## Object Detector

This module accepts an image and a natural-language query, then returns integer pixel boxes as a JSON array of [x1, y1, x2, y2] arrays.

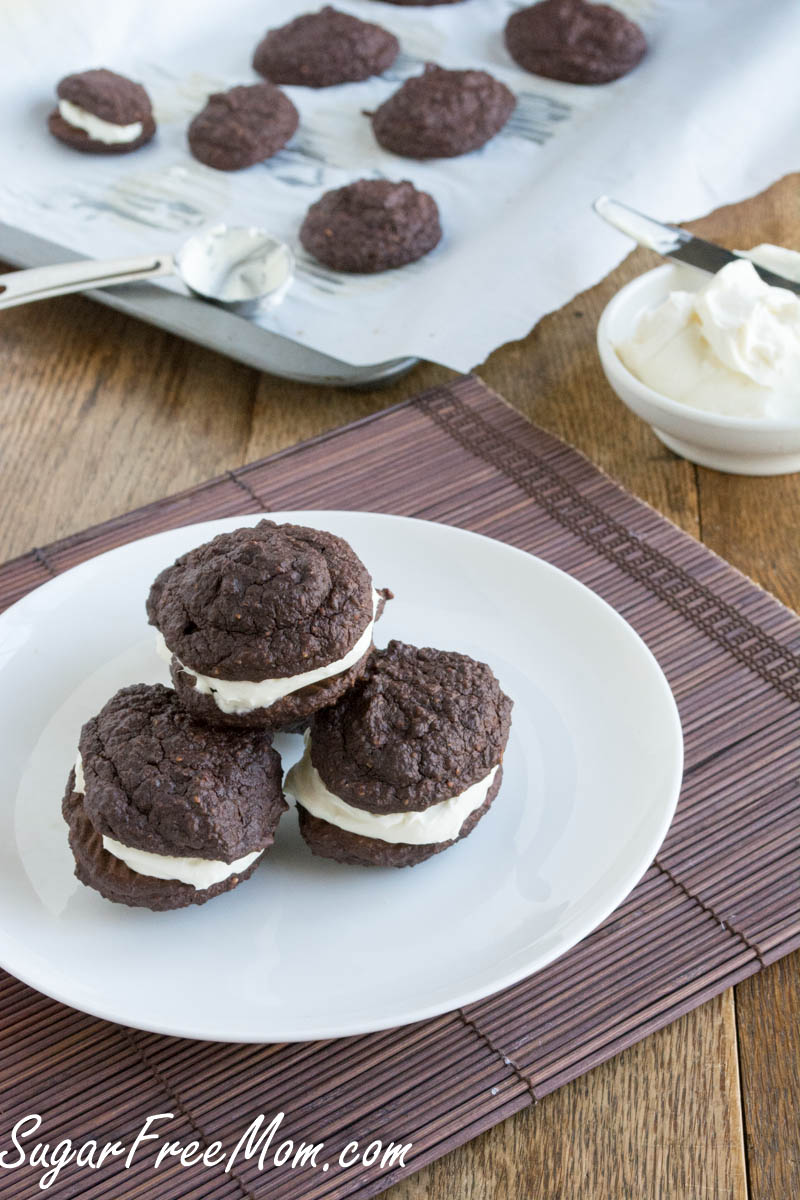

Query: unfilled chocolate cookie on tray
[[148, 520, 391, 730], [505, 0, 647, 85], [285, 640, 513, 868], [371, 64, 516, 159], [253, 7, 399, 88], [63, 683, 286, 911], [300, 178, 442, 273], [188, 83, 298, 170], [48, 67, 156, 154]]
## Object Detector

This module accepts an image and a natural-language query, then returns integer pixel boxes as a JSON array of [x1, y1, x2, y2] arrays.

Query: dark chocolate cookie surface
[[169, 588, 390, 732], [147, 520, 375, 679], [371, 64, 515, 159], [297, 765, 503, 867], [505, 0, 647, 85], [188, 84, 298, 170], [300, 178, 441, 273], [63, 784, 265, 911], [77, 683, 286, 860], [49, 68, 155, 154], [309, 640, 512, 812], [57, 67, 153, 125], [253, 7, 399, 88]]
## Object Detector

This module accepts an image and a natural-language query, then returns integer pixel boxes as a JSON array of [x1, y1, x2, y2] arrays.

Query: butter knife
[[593, 195, 800, 296]]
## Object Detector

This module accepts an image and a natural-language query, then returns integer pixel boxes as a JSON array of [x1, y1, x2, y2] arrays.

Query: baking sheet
[[2, 0, 799, 371]]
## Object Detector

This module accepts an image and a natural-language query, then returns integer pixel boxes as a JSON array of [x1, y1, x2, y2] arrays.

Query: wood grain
[[736, 957, 800, 1200], [391, 993, 747, 1200], [684, 180, 800, 1200], [2, 173, 799, 1199], [0, 296, 257, 559]]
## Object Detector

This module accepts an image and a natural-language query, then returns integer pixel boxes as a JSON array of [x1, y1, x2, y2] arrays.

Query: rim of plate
[[0, 512, 684, 1041]]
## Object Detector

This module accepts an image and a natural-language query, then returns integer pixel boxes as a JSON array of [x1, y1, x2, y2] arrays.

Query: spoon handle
[[0, 253, 175, 310]]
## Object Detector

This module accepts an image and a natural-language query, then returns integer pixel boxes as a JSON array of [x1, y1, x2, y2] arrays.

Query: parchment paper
[[1, 0, 798, 369]]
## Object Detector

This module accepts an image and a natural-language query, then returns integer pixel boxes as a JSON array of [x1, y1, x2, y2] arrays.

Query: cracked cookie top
[[505, 0, 647, 85], [371, 65, 516, 159], [77, 684, 285, 859], [187, 83, 298, 171], [300, 178, 442, 274], [309, 640, 513, 813], [253, 7, 399, 88], [146, 521, 375, 680], [57, 68, 153, 124]]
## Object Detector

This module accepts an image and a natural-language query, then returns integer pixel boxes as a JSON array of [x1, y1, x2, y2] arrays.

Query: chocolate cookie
[[504, 0, 647, 85], [147, 520, 390, 730], [63, 683, 286, 910], [371, 64, 515, 159], [286, 640, 513, 867], [48, 68, 155, 154], [253, 7, 399, 88], [373, 1, 466, 6], [188, 84, 298, 170], [300, 179, 441, 273]]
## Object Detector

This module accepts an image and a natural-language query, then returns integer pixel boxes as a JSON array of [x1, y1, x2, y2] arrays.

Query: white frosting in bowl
[[617, 248, 800, 420]]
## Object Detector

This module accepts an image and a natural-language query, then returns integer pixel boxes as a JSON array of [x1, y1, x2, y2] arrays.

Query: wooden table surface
[[1, 174, 798, 1200]]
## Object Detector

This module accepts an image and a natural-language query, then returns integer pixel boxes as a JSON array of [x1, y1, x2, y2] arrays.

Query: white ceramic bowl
[[597, 264, 800, 475]]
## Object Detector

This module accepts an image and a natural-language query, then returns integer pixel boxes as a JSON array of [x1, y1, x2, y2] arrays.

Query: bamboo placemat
[[1, 376, 798, 1200]]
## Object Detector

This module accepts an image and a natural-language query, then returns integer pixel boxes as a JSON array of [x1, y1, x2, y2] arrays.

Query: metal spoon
[[0, 224, 295, 317]]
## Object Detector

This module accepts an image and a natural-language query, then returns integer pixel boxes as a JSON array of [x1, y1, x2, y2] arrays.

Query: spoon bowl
[[0, 224, 295, 314], [176, 225, 295, 316]]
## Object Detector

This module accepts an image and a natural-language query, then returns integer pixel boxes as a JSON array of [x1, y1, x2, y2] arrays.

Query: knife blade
[[593, 196, 800, 297]]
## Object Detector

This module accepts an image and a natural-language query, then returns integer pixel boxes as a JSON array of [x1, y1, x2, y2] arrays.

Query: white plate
[[0, 512, 683, 1042]]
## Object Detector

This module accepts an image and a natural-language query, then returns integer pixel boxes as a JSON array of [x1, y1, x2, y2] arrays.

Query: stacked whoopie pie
[[63, 519, 512, 911], [285, 641, 512, 867], [63, 684, 286, 911]]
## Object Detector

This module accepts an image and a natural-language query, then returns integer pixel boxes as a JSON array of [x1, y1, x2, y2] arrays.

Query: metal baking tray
[[0, 224, 418, 388]]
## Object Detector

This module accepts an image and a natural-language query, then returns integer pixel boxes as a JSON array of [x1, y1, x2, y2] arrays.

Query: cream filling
[[74, 752, 85, 793], [100, 837, 262, 888], [285, 736, 499, 846], [617, 255, 800, 419], [72, 752, 262, 888], [157, 589, 380, 716], [58, 98, 143, 145]]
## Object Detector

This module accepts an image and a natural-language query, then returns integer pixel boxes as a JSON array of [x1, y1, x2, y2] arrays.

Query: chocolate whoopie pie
[[253, 7, 399, 88], [48, 68, 155, 154], [62, 684, 286, 911], [371, 64, 515, 159], [286, 640, 513, 868], [300, 179, 441, 273], [147, 520, 390, 731], [505, 0, 647, 85], [188, 84, 298, 170]]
